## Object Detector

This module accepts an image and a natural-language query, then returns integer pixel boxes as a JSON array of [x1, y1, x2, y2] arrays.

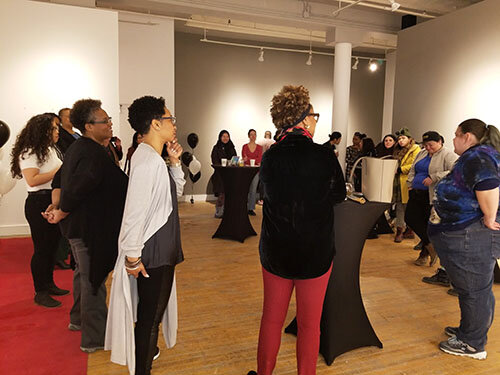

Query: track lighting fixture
[[352, 57, 359, 70], [368, 59, 378, 72], [306, 51, 312, 66], [389, 0, 401, 12], [258, 48, 264, 62]]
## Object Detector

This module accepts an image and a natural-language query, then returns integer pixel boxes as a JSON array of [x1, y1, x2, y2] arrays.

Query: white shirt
[[19, 147, 62, 192]]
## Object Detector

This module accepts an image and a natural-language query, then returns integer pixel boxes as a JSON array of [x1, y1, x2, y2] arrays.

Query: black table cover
[[285, 200, 389, 365], [212, 165, 259, 243]]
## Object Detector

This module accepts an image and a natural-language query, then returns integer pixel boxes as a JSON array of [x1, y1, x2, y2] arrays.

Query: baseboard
[[180, 194, 216, 202], [0, 224, 30, 237]]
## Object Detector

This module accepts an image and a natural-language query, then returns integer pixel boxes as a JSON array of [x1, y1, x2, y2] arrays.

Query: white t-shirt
[[19, 147, 62, 192]]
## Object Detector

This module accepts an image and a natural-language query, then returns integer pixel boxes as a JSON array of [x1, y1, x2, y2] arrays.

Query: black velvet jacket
[[259, 134, 346, 279]]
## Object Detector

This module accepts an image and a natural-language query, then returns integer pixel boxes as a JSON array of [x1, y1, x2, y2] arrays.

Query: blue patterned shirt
[[429, 144, 500, 232]]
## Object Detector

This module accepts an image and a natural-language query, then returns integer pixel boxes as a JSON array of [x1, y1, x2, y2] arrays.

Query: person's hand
[[125, 257, 149, 278], [167, 139, 183, 161], [114, 137, 122, 148], [483, 217, 500, 230], [45, 203, 58, 213], [423, 177, 433, 187], [46, 208, 68, 224]]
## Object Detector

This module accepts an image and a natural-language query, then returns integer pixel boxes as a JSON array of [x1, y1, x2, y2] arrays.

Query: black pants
[[135, 265, 175, 375], [24, 192, 61, 293], [404, 189, 431, 246]]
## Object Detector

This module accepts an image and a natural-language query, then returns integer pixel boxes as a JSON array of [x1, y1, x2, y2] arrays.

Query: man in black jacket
[[47, 99, 128, 353], [56, 107, 80, 155]]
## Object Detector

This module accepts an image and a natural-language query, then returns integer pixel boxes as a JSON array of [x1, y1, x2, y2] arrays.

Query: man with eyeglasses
[[45, 99, 128, 353]]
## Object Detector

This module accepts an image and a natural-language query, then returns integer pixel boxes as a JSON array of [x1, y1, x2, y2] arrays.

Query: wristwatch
[[170, 160, 181, 168]]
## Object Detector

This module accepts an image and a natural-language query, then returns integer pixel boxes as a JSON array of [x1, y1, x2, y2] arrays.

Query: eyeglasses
[[90, 117, 112, 124], [160, 116, 176, 125], [308, 113, 320, 122]]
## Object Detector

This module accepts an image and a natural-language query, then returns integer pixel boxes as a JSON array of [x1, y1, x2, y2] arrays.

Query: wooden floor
[[89, 202, 500, 375]]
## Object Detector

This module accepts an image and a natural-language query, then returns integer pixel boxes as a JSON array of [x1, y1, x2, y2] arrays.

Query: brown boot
[[414, 248, 429, 266], [394, 227, 404, 243], [426, 243, 438, 266], [403, 227, 415, 239]]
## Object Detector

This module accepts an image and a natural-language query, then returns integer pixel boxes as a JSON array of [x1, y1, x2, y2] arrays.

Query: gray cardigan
[[407, 146, 458, 202]]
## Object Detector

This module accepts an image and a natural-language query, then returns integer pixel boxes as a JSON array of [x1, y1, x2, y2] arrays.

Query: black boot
[[48, 284, 70, 296], [34, 291, 61, 308]]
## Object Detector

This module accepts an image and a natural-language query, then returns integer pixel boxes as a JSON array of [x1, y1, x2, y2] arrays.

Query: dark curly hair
[[128, 96, 166, 134], [70, 99, 102, 134], [270, 85, 310, 130], [10, 113, 57, 178]]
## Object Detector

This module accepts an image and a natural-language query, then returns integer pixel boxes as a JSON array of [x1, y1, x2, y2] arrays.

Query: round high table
[[285, 200, 389, 365], [212, 165, 259, 243]]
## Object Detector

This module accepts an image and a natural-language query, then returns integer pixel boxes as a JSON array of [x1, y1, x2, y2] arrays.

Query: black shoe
[[247, 371, 257, 375], [413, 241, 423, 251], [55, 260, 71, 270], [34, 292, 61, 308], [422, 269, 450, 287], [48, 285, 70, 296], [439, 336, 486, 360], [447, 288, 459, 297], [444, 326, 458, 337], [248, 210, 256, 216]]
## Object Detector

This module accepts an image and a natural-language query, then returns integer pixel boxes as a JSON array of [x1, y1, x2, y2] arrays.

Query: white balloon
[[188, 157, 201, 175], [0, 165, 16, 195], [0, 147, 4, 161]]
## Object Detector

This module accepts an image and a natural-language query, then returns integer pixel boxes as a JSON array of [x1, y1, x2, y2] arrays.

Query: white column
[[332, 42, 352, 173], [382, 50, 397, 137]]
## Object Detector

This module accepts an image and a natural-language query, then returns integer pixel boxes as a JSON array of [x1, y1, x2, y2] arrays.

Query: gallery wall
[[393, 0, 500, 146], [175, 32, 386, 196], [0, 0, 119, 235]]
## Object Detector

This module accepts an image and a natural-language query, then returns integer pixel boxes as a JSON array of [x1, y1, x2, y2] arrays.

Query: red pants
[[257, 264, 332, 375]]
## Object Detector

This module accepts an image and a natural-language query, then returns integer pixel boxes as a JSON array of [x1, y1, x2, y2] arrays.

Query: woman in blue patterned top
[[428, 119, 500, 360]]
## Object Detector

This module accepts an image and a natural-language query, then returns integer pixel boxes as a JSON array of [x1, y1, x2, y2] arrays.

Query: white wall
[[118, 17, 175, 156], [0, 0, 119, 236], [393, 0, 500, 145], [175, 32, 385, 195]]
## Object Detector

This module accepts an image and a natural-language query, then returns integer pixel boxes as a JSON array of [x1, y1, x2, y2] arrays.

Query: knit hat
[[422, 131, 443, 143], [396, 127, 412, 138]]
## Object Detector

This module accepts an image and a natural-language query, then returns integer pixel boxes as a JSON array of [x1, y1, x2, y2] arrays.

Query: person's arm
[[476, 188, 500, 230], [167, 140, 186, 197], [242, 144, 248, 162], [430, 150, 458, 182], [21, 167, 59, 187], [400, 146, 420, 175], [407, 151, 424, 188]]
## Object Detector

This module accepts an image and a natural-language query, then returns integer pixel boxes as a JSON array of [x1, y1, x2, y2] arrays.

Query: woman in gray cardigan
[[405, 131, 458, 266]]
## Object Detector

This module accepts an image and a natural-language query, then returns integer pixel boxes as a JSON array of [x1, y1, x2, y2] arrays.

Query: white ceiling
[[42, 0, 483, 53]]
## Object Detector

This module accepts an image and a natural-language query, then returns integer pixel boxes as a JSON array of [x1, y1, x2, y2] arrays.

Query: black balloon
[[189, 171, 201, 183], [187, 133, 199, 149], [0, 120, 10, 148], [181, 151, 193, 167]]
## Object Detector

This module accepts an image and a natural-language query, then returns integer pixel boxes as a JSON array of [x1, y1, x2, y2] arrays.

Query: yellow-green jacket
[[399, 143, 421, 203]]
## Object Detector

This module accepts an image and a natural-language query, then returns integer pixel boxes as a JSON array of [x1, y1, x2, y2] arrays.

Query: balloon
[[189, 171, 201, 183], [181, 151, 193, 167], [0, 120, 10, 148], [0, 165, 16, 195], [188, 157, 201, 175], [187, 133, 199, 149]]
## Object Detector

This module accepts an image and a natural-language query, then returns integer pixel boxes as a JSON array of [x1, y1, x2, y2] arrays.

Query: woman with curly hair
[[247, 85, 346, 375], [10, 113, 68, 308]]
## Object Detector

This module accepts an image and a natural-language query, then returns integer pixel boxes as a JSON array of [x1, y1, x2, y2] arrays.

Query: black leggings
[[405, 189, 431, 246], [24, 193, 61, 293], [135, 265, 175, 375]]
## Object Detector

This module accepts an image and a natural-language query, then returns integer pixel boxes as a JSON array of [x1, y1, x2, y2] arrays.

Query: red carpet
[[0, 237, 87, 375]]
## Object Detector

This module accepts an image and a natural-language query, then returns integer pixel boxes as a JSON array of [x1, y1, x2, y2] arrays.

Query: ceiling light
[[306, 52, 312, 66], [389, 0, 400, 12], [352, 57, 359, 70], [258, 48, 264, 62], [368, 59, 378, 72]]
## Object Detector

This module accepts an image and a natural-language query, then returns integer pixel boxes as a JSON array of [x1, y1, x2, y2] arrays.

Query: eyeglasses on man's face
[[308, 113, 320, 122], [90, 117, 112, 124], [160, 116, 176, 125]]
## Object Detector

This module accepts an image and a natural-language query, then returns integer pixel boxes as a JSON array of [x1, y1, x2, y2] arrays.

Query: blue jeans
[[429, 220, 500, 350], [247, 173, 259, 211]]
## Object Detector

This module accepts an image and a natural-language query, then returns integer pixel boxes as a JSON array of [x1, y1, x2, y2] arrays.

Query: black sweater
[[59, 137, 128, 292], [259, 134, 346, 279]]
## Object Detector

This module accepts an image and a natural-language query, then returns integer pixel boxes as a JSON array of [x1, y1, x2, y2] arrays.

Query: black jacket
[[259, 134, 346, 279], [56, 126, 78, 155], [59, 137, 128, 292]]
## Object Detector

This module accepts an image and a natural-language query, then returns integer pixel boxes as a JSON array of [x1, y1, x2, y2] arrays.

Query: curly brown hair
[[270, 85, 310, 130], [10, 113, 57, 179]]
